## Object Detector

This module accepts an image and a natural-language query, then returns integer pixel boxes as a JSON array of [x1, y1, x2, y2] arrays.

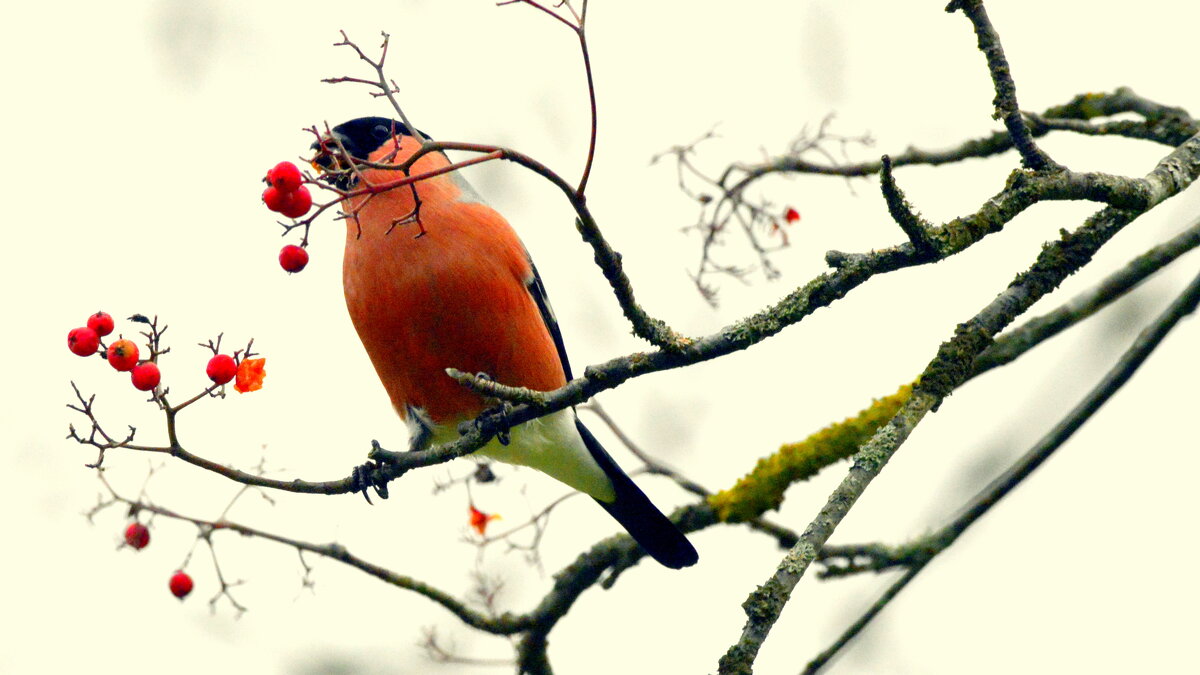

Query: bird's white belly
[[423, 408, 615, 501]]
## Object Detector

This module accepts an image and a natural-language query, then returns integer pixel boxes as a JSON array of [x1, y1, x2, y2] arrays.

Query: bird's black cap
[[312, 117, 430, 160]]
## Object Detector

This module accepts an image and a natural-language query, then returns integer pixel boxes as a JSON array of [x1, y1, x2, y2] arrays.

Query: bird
[[310, 117, 698, 569]]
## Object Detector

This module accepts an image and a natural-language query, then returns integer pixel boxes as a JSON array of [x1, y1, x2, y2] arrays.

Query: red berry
[[107, 339, 140, 372], [124, 522, 150, 550], [279, 185, 313, 219], [169, 571, 194, 599], [267, 161, 303, 193], [87, 311, 115, 337], [784, 207, 801, 224], [262, 186, 288, 212], [279, 245, 309, 273], [206, 354, 237, 385], [68, 326, 100, 357], [130, 362, 161, 391]]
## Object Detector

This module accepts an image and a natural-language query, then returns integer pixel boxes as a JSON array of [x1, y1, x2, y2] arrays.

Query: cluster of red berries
[[262, 161, 312, 274], [262, 161, 312, 219], [122, 522, 194, 599], [67, 312, 254, 392], [67, 312, 161, 391]]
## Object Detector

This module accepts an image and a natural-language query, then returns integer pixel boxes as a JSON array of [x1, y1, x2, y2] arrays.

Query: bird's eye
[[371, 124, 391, 140]]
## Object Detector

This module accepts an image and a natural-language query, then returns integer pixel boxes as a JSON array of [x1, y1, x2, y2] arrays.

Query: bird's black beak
[[310, 137, 336, 174]]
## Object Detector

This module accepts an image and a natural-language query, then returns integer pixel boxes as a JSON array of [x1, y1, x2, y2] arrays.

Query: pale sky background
[[4, 2, 1199, 674]]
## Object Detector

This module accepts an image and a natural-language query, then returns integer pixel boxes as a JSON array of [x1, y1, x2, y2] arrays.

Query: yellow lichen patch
[[707, 381, 915, 522]]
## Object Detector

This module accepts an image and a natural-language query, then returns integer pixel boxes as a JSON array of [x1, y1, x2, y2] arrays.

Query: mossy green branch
[[708, 382, 915, 523]]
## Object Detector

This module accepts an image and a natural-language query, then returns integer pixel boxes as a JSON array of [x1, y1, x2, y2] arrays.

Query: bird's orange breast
[[341, 140, 566, 425]]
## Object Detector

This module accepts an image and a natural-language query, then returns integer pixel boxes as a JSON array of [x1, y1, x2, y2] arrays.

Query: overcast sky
[[5, 2, 1199, 674]]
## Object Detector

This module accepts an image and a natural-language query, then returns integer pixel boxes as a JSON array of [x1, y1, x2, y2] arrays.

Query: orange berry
[[107, 339, 140, 372]]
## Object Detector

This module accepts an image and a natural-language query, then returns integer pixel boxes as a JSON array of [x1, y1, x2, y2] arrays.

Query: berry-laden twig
[[90, 469, 260, 611], [90, 466, 528, 632], [282, 29, 687, 350], [654, 116, 872, 305], [65, 313, 268, 471]]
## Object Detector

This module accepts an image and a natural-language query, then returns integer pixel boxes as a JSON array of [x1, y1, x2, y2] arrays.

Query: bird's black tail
[[576, 418, 699, 569]]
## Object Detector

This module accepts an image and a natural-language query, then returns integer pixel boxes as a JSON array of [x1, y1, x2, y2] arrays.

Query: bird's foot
[[350, 451, 391, 505], [464, 372, 513, 446], [473, 401, 514, 446]]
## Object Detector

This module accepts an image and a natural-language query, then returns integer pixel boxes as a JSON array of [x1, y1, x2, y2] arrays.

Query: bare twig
[[328, 32, 424, 143], [498, 1, 598, 195], [879, 155, 937, 257], [946, 0, 1060, 171]]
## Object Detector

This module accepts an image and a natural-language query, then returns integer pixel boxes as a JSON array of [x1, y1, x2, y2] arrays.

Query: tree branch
[[973, 216, 1200, 377], [717, 129, 1200, 674], [802, 263, 1200, 673], [946, 0, 1060, 170], [718, 89, 1198, 199]]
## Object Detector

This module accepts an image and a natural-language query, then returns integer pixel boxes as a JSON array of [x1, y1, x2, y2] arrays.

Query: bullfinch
[[311, 117, 698, 569]]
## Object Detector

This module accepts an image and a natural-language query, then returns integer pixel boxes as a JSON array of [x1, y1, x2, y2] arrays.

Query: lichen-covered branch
[[879, 156, 937, 256], [718, 88, 1198, 199], [717, 130, 1200, 674], [973, 216, 1200, 377], [704, 214, 1200, 529], [947, 0, 1060, 170], [707, 383, 915, 523]]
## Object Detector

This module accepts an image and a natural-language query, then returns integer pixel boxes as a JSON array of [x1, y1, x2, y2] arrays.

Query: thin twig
[[946, 0, 1060, 171], [498, 1, 597, 196], [879, 155, 937, 257], [799, 565, 924, 675]]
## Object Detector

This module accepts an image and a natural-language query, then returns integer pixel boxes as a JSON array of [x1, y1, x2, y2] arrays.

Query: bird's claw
[[350, 460, 390, 504], [495, 401, 514, 446], [472, 401, 514, 446]]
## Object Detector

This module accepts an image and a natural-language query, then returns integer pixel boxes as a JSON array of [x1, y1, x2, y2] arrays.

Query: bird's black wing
[[524, 258, 698, 569], [526, 260, 574, 382]]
